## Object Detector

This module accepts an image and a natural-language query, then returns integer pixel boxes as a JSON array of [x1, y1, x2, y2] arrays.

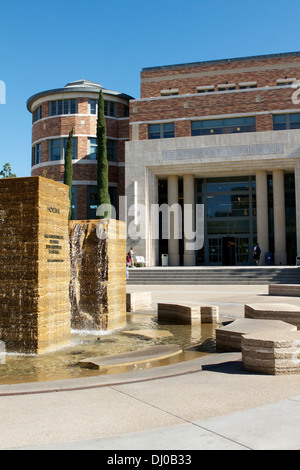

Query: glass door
[[236, 237, 250, 264]]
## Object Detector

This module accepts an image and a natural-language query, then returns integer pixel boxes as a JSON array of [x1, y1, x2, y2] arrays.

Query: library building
[[126, 51, 300, 267]]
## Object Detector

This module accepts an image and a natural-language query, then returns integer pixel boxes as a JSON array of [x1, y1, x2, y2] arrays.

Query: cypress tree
[[64, 128, 73, 220], [96, 89, 111, 219]]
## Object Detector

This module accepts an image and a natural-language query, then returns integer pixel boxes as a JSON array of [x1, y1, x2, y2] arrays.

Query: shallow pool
[[0, 313, 217, 385]]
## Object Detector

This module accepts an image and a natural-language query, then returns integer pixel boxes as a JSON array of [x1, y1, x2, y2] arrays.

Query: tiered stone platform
[[216, 318, 296, 352], [245, 303, 300, 329], [216, 300, 300, 375], [157, 303, 218, 324], [269, 284, 300, 297], [242, 331, 300, 375], [126, 292, 152, 312]]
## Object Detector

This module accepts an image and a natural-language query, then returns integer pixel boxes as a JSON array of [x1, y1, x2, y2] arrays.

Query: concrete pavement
[[1, 284, 300, 450]]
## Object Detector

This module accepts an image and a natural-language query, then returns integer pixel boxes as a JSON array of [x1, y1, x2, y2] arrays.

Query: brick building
[[126, 51, 300, 266], [27, 80, 133, 219]]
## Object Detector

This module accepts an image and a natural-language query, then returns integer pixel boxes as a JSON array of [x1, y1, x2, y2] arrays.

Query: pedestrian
[[253, 243, 261, 265], [126, 253, 130, 278], [128, 246, 135, 267]]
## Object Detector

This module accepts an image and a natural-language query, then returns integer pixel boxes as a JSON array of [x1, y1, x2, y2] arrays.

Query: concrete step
[[127, 267, 300, 285]]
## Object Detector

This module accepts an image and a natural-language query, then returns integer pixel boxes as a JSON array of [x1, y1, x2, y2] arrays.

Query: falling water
[[69, 221, 109, 331]]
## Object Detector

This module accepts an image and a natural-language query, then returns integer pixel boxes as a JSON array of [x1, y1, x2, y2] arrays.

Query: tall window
[[87, 186, 117, 219], [88, 99, 117, 117], [107, 139, 117, 161], [191, 117, 256, 136], [88, 99, 97, 115], [148, 122, 175, 139], [32, 143, 41, 165], [88, 137, 117, 161], [104, 100, 117, 117], [48, 137, 77, 161], [273, 113, 300, 130], [88, 138, 97, 160], [49, 99, 78, 116], [33, 106, 42, 123]]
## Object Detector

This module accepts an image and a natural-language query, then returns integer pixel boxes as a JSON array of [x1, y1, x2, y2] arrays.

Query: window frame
[[48, 137, 78, 161], [148, 122, 175, 139], [273, 113, 300, 130], [88, 137, 117, 161], [32, 143, 41, 166], [197, 86, 215, 93], [104, 100, 117, 117], [49, 99, 78, 116], [33, 106, 42, 123], [191, 116, 256, 136], [88, 99, 97, 115]]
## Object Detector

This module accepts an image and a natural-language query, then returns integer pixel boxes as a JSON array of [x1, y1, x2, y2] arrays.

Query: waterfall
[[69, 221, 109, 331]]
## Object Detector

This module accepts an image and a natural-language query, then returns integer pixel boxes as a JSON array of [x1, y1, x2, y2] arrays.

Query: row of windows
[[161, 79, 296, 96], [148, 114, 300, 139], [49, 99, 78, 116], [32, 138, 118, 165], [33, 99, 128, 122]]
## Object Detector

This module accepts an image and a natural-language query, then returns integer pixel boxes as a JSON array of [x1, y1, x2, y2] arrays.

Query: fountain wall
[[69, 219, 127, 331], [0, 177, 71, 354]]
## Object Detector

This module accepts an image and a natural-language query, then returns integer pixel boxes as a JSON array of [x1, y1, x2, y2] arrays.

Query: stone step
[[127, 267, 300, 285], [78, 345, 182, 372]]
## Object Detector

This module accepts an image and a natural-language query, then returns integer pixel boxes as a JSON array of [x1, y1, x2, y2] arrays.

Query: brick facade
[[130, 52, 300, 140], [27, 80, 132, 220]]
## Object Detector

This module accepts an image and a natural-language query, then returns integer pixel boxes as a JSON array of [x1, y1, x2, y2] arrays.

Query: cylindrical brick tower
[[27, 79, 133, 220]]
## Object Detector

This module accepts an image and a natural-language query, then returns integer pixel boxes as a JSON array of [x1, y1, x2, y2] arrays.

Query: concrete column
[[256, 170, 269, 264], [273, 169, 287, 265], [167, 175, 180, 266], [183, 174, 196, 266], [294, 163, 300, 256]]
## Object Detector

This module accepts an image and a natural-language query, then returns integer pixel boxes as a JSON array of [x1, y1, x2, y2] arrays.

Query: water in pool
[[0, 313, 217, 385]]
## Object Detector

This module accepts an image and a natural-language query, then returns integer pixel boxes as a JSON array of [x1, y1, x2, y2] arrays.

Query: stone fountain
[[69, 219, 126, 331], [0, 177, 126, 355], [0, 177, 71, 354]]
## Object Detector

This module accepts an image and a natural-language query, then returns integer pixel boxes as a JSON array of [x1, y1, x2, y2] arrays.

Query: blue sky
[[1, 0, 300, 177]]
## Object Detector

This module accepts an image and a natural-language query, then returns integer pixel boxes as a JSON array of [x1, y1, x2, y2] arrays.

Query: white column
[[294, 163, 300, 257], [183, 174, 196, 266], [256, 170, 269, 265], [167, 175, 180, 266], [273, 169, 287, 265]]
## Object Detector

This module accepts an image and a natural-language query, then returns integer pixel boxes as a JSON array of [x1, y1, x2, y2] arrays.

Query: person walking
[[253, 243, 261, 265], [128, 246, 135, 267]]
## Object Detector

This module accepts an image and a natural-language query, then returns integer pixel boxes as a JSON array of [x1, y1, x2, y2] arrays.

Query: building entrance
[[222, 237, 236, 265], [207, 236, 250, 265]]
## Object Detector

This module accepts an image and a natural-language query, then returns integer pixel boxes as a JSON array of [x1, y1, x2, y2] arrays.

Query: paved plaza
[[1, 284, 300, 450]]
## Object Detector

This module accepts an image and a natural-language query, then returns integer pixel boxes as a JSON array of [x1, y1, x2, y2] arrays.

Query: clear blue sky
[[1, 0, 300, 177]]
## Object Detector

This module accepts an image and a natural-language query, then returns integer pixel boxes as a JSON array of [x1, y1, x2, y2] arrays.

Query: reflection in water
[[0, 313, 217, 385]]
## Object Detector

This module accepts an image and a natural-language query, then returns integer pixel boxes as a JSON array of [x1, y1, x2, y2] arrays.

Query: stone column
[[167, 175, 180, 266], [273, 169, 287, 265], [183, 174, 196, 266], [295, 163, 300, 256], [256, 170, 269, 264]]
